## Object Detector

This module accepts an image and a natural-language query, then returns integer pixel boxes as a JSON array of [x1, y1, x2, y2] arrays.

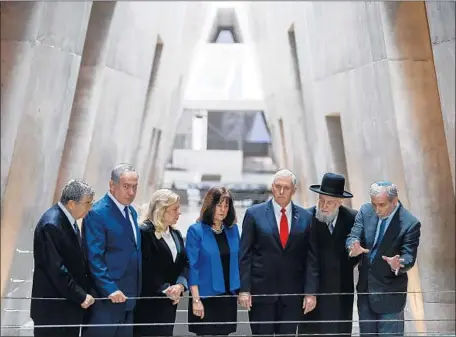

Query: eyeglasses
[[317, 198, 339, 208], [78, 200, 94, 206]]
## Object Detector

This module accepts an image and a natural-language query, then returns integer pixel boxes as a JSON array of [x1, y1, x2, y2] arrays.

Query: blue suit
[[186, 221, 240, 297], [82, 194, 141, 337]]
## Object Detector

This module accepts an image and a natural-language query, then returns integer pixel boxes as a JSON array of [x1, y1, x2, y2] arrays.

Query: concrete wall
[[0, 2, 208, 327], [425, 1, 455, 194], [1, 0, 93, 302], [245, 1, 455, 333]]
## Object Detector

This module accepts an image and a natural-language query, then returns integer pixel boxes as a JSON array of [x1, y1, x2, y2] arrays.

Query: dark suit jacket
[[346, 201, 421, 314], [137, 220, 188, 295], [134, 220, 188, 334], [239, 199, 317, 305], [82, 193, 141, 313], [304, 206, 359, 334], [30, 204, 89, 326]]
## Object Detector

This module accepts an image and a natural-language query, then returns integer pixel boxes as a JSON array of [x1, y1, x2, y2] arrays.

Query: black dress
[[188, 229, 238, 336]]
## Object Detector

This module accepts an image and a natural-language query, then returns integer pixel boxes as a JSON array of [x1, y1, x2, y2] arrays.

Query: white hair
[[369, 181, 398, 201], [273, 169, 297, 186]]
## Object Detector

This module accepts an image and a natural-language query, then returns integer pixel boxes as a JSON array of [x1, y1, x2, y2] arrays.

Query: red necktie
[[280, 208, 289, 248]]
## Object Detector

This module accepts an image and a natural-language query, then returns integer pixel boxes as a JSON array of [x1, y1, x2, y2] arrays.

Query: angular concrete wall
[[425, 1, 455, 195], [245, 1, 455, 333], [0, 1, 208, 315], [1, 1, 92, 300]]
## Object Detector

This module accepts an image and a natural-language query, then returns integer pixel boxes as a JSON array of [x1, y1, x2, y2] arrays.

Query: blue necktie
[[370, 218, 388, 262], [124, 206, 137, 243]]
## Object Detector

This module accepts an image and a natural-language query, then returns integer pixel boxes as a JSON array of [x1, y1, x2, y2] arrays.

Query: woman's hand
[[192, 299, 205, 319], [165, 284, 184, 305]]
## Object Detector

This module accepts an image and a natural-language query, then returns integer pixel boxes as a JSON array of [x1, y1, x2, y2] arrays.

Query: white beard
[[315, 206, 339, 224]]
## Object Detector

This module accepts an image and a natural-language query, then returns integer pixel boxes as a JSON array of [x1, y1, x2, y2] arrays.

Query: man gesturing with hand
[[82, 164, 142, 337], [346, 181, 421, 337]]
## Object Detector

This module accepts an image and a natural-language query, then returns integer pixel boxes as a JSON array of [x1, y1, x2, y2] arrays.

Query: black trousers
[[134, 297, 178, 337], [34, 326, 80, 337], [249, 297, 303, 336]]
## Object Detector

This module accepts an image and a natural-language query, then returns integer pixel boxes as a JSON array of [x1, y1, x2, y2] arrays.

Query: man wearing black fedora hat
[[300, 172, 360, 337]]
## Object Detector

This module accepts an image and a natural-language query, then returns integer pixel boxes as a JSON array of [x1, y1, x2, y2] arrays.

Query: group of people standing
[[30, 163, 421, 337]]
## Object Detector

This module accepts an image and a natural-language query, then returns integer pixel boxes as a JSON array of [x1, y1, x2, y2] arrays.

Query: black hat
[[309, 172, 353, 198]]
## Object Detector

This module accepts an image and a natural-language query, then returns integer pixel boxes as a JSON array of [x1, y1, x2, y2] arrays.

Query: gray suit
[[346, 201, 421, 336]]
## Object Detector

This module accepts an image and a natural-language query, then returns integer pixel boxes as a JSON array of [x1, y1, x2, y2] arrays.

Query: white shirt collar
[[272, 198, 292, 215], [107, 191, 129, 213], [58, 202, 76, 226]]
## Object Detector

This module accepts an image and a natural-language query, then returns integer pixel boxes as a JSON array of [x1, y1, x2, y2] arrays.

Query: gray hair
[[369, 181, 398, 201], [111, 163, 138, 183], [60, 179, 95, 205], [273, 169, 297, 186]]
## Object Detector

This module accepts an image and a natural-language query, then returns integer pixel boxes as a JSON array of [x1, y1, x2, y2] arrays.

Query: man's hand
[[80, 294, 95, 309], [108, 290, 127, 303], [303, 295, 317, 315], [348, 240, 369, 257], [166, 284, 184, 305], [382, 255, 405, 275], [238, 292, 252, 311]]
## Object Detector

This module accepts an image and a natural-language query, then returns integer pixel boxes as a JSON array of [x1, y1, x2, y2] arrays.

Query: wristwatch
[[192, 298, 200, 303]]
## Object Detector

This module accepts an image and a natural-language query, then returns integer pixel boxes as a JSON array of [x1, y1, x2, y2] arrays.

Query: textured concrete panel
[[1, 2, 43, 200], [0, 2, 42, 42], [380, 2, 433, 60], [54, 2, 117, 201], [426, 1, 456, 44], [1, 42, 35, 200], [432, 40, 456, 194], [1, 2, 91, 297], [37, 2, 92, 55], [426, 1, 456, 193]]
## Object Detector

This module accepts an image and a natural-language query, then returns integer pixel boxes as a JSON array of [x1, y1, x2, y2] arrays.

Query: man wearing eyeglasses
[[346, 180, 421, 336], [300, 172, 360, 337], [31, 179, 95, 337]]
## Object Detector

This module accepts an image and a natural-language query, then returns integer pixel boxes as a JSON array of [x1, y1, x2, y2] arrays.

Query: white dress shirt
[[162, 228, 178, 262], [272, 199, 292, 233], [108, 192, 137, 243], [330, 213, 338, 228]]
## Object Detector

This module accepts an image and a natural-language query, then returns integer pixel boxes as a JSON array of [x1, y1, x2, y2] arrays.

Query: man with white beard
[[300, 172, 360, 337]]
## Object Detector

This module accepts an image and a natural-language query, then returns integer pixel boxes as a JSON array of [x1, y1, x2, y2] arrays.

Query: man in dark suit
[[302, 172, 360, 336], [31, 179, 95, 337], [239, 169, 318, 335], [82, 163, 141, 337], [346, 180, 421, 336]]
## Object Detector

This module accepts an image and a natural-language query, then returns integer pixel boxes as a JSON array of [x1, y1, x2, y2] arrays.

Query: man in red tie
[[239, 169, 319, 335]]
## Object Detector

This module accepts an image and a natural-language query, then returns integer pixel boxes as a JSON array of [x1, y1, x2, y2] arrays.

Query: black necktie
[[73, 222, 82, 247]]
